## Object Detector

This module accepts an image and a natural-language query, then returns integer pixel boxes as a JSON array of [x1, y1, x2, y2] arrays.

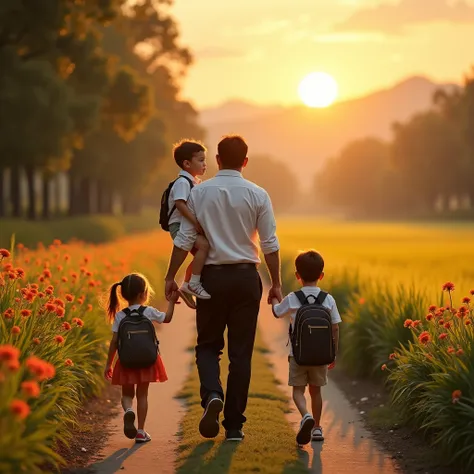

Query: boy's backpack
[[159, 176, 194, 232], [117, 306, 159, 369], [289, 291, 335, 366]]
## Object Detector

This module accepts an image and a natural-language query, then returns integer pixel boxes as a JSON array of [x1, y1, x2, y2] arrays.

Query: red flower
[[8, 271, 17, 280], [26, 356, 55, 381], [55, 306, 65, 318], [61, 277, 68, 283], [30, 284, 38, 290], [404, 319, 414, 328], [43, 269, 52, 278], [447, 346, 455, 354], [426, 313, 434, 322], [72, 318, 84, 327], [15, 268, 25, 279], [71, 272, 78, 279], [21, 381, 41, 398], [444, 322, 452, 330], [439, 333, 448, 340], [20, 309, 32, 318], [465, 320, 472, 326], [428, 305, 437, 313], [418, 331, 431, 345], [0, 249, 11, 258], [381, 364, 387, 371], [54, 298, 65, 308], [11, 326, 21, 335], [54, 335, 65, 344], [64, 254, 70, 261], [88, 280, 96, 288], [10, 400, 30, 419], [442, 282, 455, 292], [65, 359, 74, 367], [452, 390, 462, 404], [87, 304, 93, 312], [65, 294, 74, 302], [457, 306, 468, 317], [45, 303, 57, 312], [62, 322, 71, 331], [470, 289, 474, 296], [456, 349, 464, 356], [38, 292, 45, 299], [412, 320, 422, 328], [45, 287, 53, 295], [33, 338, 41, 345], [438, 319, 445, 325], [389, 353, 397, 360], [462, 297, 471, 304], [7, 359, 20, 372], [0, 345, 20, 362], [3, 308, 14, 319]]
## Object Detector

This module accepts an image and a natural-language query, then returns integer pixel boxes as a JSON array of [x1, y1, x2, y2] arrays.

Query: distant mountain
[[199, 76, 459, 188]]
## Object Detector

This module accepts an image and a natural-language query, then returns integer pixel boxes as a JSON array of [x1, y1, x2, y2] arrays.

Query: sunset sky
[[173, 0, 474, 109]]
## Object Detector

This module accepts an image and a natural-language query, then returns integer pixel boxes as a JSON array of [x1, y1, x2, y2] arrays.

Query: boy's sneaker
[[311, 426, 324, 442], [225, 429, 245, 442], [123, 409, 138, 439], [296, 413, 315, 446], [186, 282, 211, 300], [178, 283, 197, 309], [135, 429, 151, 443]]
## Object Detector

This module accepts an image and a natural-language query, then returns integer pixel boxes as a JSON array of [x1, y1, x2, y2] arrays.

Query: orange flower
[[442, 282, 455, 292], [7, 359, 20, 371], [45, 287, 53, 295], [452, 390, 462, 404], [64, 254, 70, 261], [456, 349, 464, 356], [87, 304, 93, 312], [45, 303, 57, 312], [439, 333, 448, 340], [462, 297, 471, 304], [38, 292, 45, 298], [15, 268, 25, 279], [404, 319, 414, 328], [3, 308, 14, 319], [438, 319, 445, 325], [65, 359, 74, 367], [465, 320, 472, 326], [8, 272, 17, 280], [428, 305, 437, 313], [418, 331, 431, 345], [20, 309, 32, 318], [21, 381, 41, 398], [43, 269, 52, 278], [412, 320, 422, 328], [62, 322, 71, 331], [0, 345, 20, 362], [72, 318, 84, 327], [55, 306, 65, 318], [61, 276, 68, 283], [381, 364, 387, 371], [444, 322, 452, 330], [447, 346, 455, 354], [30, 284, 38, 290], [457, 306, 468, 318], [54, 298, 65, 308], [11, 326, 21, 335], [32, 338, 41, 345], [426, 313, 434, 322], [26, 356, 55, 381], [88, 280, 96, 288], [65, 294, 74, 302], [470, 289, 474, 296], [0, 248, 11, 258], [389, 353, 397, 360], [71, 272, 78, 279], [54, 335, 65, 344], [10, 399, 30, 419]]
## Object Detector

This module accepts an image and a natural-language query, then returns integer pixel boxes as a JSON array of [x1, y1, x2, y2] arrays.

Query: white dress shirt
[[168, 170, 200, 226], [273, 287, 342, 356], [174, 170, 280, 265]]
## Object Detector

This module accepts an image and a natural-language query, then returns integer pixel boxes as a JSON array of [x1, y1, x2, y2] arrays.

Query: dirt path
[[258, 300, 401, 474], [80, 304, 196, 474]]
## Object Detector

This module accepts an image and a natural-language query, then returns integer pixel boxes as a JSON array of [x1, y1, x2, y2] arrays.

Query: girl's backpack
[[290, 291, 335, 366], [117, 306, 159, 369], [159, 176, 194, 231]]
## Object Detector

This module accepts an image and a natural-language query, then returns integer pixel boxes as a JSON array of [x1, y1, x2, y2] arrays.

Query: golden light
[[298, 72, 338, 108]]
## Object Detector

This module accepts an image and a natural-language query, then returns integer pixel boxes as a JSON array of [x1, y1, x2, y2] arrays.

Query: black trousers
[[195, 263, 262, 431]]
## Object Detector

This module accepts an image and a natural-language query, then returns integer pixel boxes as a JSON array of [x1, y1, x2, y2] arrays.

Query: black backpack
[[159, 176, 194, 231], [117, 306, 159, 369], [289, 291, 335, 366]]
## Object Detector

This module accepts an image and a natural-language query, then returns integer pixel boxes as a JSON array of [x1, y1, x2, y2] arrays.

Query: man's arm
[[257, 191, 282, 302]]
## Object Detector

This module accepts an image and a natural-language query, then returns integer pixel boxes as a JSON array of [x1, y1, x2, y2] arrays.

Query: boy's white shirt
[[112, 304, 166, 333], [168, 170, 200, 226], [273, 286, 342, 356]]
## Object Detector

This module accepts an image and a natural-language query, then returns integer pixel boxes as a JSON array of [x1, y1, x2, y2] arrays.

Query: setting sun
[[298, 72, 339, 108]]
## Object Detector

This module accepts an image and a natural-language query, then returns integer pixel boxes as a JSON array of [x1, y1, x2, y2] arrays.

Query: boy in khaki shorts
[[272, 250, 341, 445]]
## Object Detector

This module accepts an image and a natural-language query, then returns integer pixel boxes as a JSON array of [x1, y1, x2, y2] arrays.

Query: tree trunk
[[42, 174, 51, 220], [78, 177, 92, 215], [25, 164, 37, 220], [0, 167, 4, 218], [68, 171, 79, 216], [55, 173, 62, 216], [97, 180, 113, 214], [10, 164, 21, 218]]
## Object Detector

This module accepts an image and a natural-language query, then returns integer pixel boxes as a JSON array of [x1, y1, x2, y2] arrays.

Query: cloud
[[335, 0, 474, 34], [195, 46, 244, 60]]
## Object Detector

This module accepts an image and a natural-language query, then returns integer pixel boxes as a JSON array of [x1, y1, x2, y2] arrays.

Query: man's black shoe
[[199, 394, 223, 438], [225, 429, 244, 441]]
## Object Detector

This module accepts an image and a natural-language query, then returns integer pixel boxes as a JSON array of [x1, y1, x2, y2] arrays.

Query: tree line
[[316, 70, 474, 219], [0, 0, 204, 220]]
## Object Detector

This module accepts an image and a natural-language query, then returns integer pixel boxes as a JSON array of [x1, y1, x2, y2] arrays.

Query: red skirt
[[111, 355, 168, 386]]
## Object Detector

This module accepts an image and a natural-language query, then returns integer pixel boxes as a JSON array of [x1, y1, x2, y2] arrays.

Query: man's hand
[[267, 285, 283, 304], [165, 279, 179, 302]]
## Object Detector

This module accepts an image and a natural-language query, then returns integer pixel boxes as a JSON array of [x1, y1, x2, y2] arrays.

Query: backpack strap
[[137, 305, 146, 316], [315, 291, 328, 305], [294, 290, 307, 306], [122, 308, 131, 317], [168, 176, 195, 218]]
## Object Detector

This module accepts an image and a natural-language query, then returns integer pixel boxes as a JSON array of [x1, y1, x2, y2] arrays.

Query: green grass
[[175, 334, 306, 474], [0, 209, 160, 248]]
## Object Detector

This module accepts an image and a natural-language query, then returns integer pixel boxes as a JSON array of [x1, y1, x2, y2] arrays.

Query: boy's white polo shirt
[[168, 170, 199, 226], [273, 286, 342, 356]]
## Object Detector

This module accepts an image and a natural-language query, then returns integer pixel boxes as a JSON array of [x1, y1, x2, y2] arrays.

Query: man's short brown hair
[[295, 250, 324, 282], [217, 135, 248, 169], [173, 140, 206, 169]]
